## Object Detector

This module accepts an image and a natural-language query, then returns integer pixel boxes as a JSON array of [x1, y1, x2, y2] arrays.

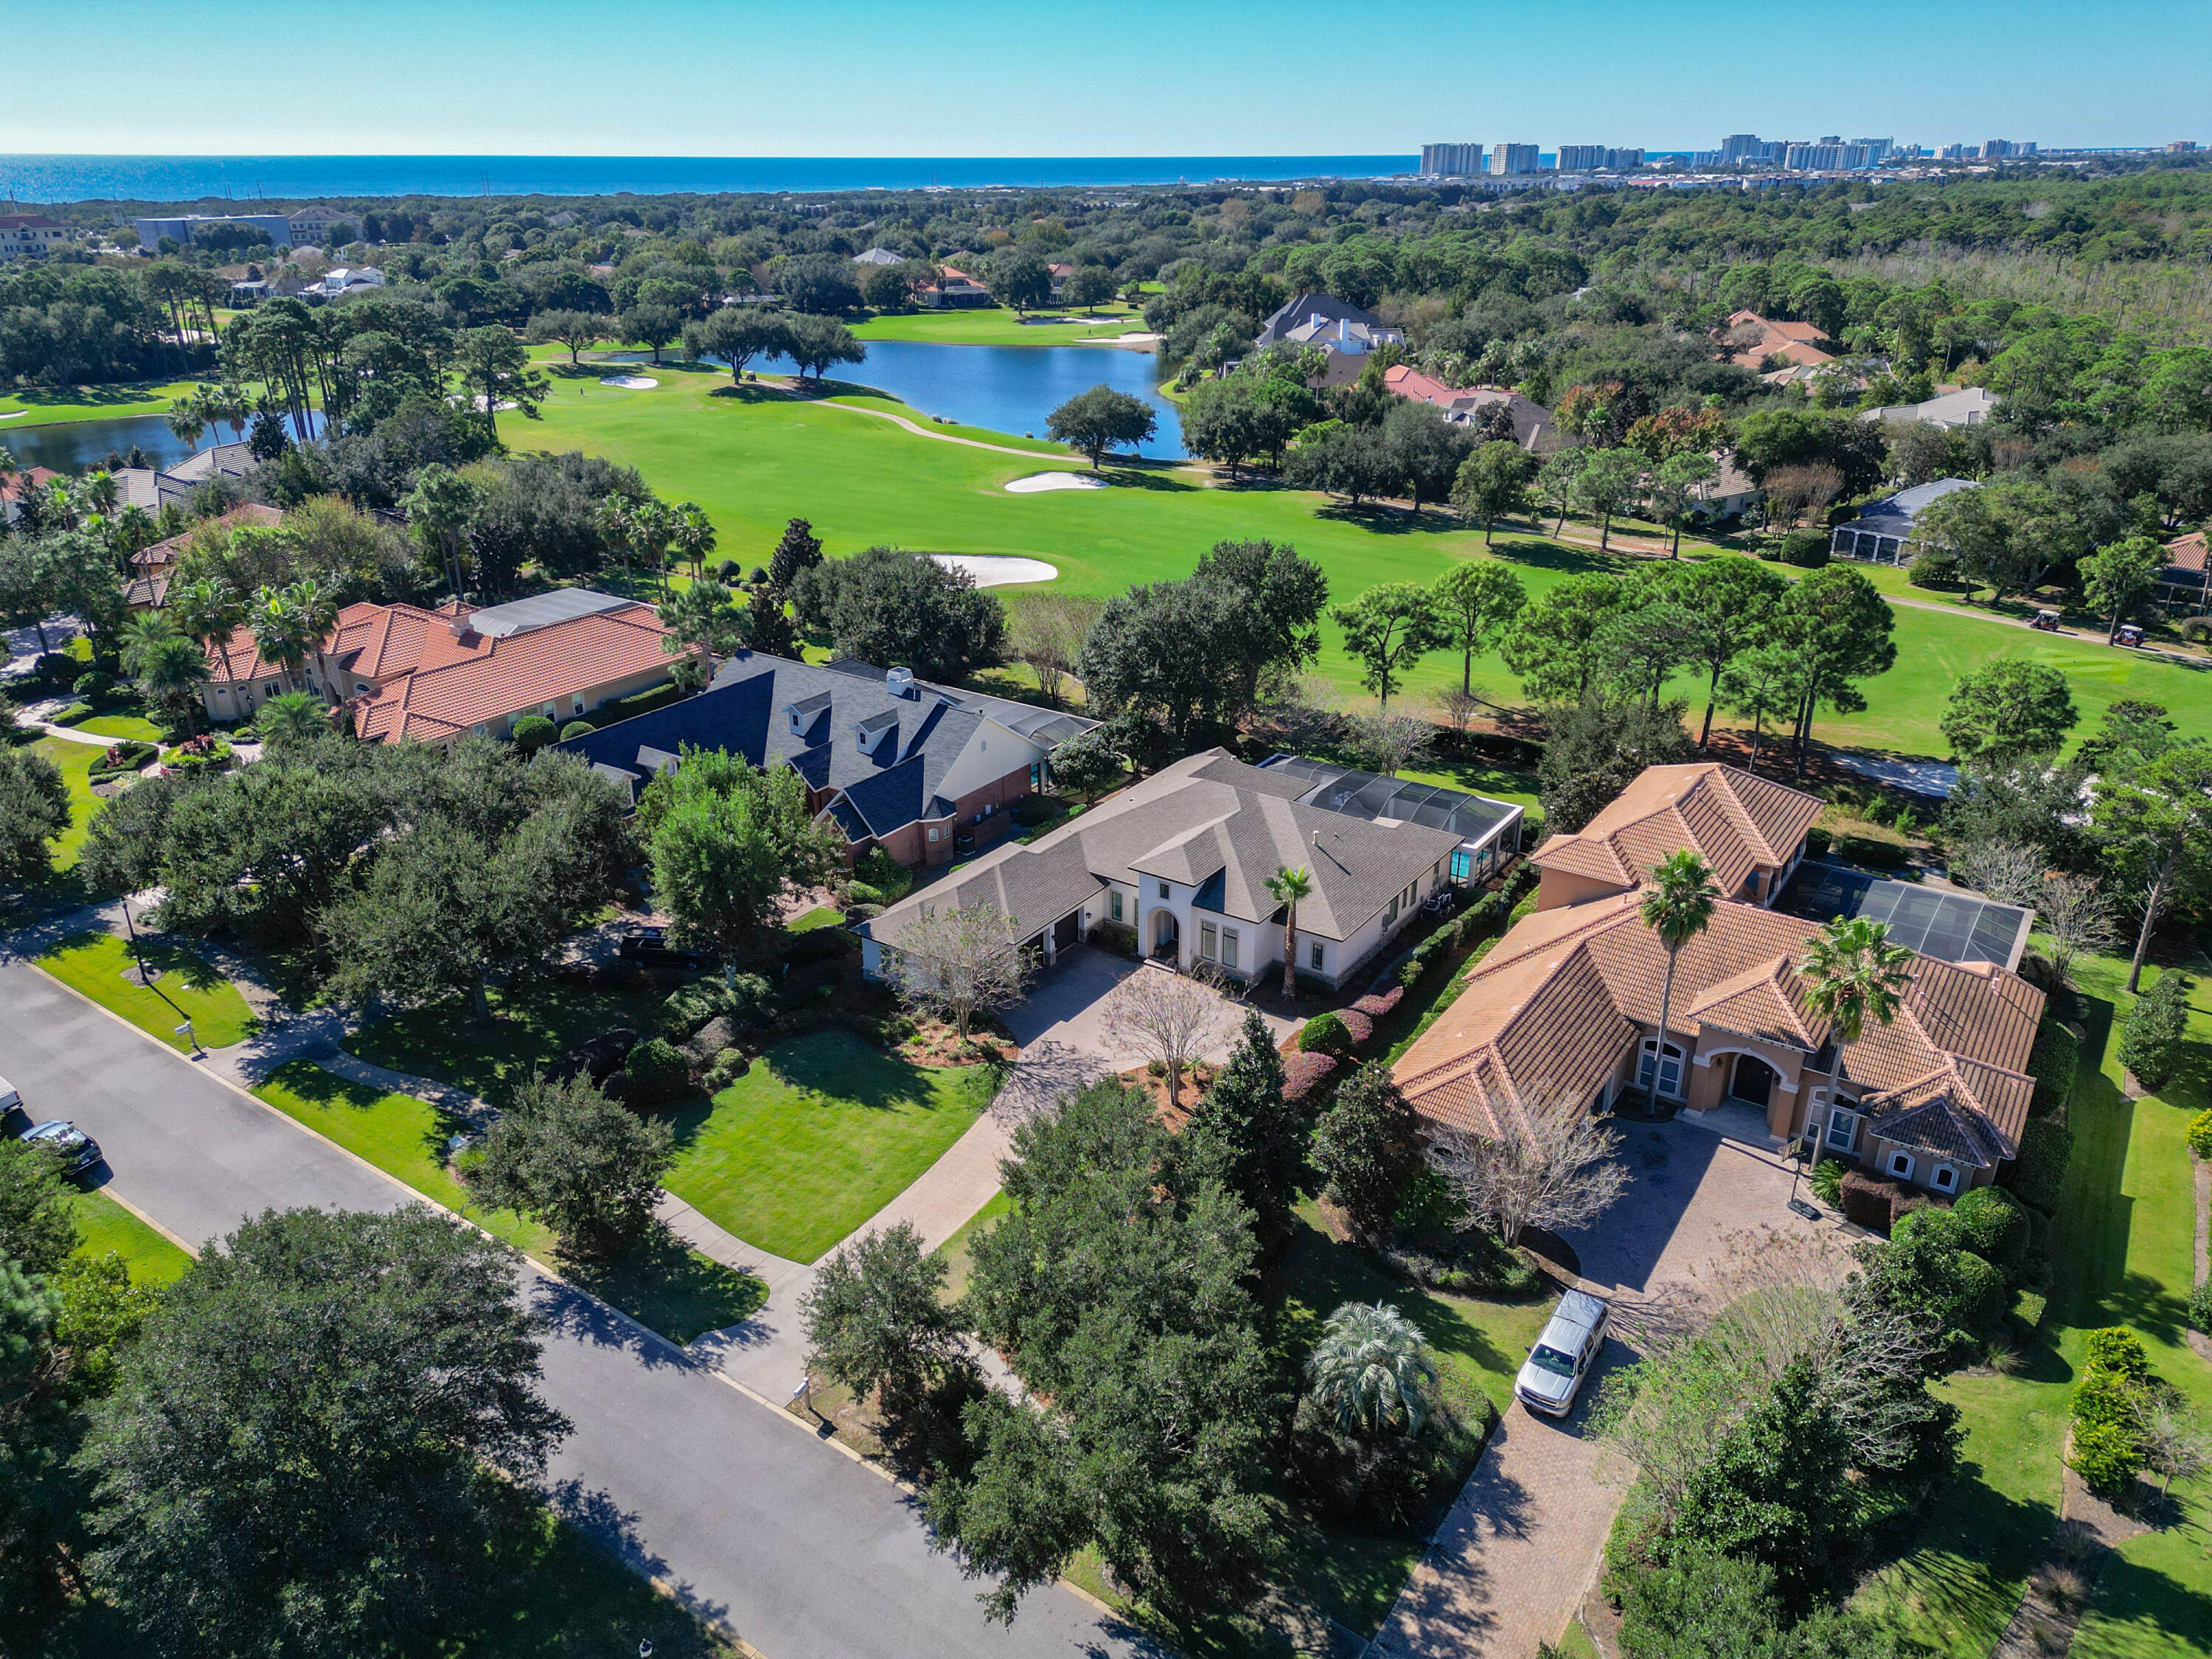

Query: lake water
[[7, 338, 1180, 474], [1, 411, 324, 474], [756, 338, 1186, 459]]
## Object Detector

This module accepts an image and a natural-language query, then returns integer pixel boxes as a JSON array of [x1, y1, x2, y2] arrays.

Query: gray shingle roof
[[864, 749, 1459, 953]]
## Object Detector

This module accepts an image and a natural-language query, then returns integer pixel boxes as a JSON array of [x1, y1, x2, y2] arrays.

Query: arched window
[[1885, 1149, 1916, 1183], [1930, 1164, 1960, 1194]]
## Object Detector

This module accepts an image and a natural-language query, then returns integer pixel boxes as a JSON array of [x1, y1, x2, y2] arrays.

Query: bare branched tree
[[1762, 462, 1846, 528], [880, 902, 1034, 1041], [2037, 873, 2117, 989], [1436, 686, 1484, 734], [1343, 709, 1437, 779], [1007, 594, 1103, 707], [1427, 1090, 1631, 1250], [1102, 965, 1233, 1093], [1587, 1227, 1941, 1518], [2137, 1398, 2212, 1495], [1952, 838, 2047, 911]]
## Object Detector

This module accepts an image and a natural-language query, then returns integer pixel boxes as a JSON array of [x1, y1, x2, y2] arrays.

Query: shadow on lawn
[[1311, 501, 1466, 536]]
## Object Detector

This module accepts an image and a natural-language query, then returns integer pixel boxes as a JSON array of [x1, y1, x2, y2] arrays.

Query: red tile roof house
[[1722, 309, 1834, 371], [0, 466, 63, 527], [200, 588, 689, 740], [1381, 364, 1569, 455], [917, 264, 991, 308], [1393, 762, 2046, 1200]]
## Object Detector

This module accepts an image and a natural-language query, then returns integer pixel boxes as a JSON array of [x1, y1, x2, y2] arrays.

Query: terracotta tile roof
[[1532, 763, 1825, 896], [1724, 310, 1835, 369], [1393, 889, 2042, 1159], [205, 594, 685, 742]]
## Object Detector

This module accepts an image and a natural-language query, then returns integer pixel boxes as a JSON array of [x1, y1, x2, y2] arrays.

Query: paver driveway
[[1374, 1119, 1860, 1659]]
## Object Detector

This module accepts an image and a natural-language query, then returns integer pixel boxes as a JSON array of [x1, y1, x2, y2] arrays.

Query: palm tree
[[77, 470, 119, 518], [1306, 1301, 1438, 1439], [256, 689, 330, 750], [1797, 915, 1916, 1159], [1265, 865, 1315, 1001], [171, 576, 244, 692], [206, 382, 253, 446], [1638, 850, 1720, 1106], [279, 578, 339, 696], [164, 400, 208, 457], [670, 501, 717, 581], [133, 633, 212, 733], [594, 497, 635, 585], [248, 586, 311, 695]]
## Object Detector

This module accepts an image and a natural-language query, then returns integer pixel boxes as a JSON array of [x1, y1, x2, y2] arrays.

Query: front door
[[1731, 1054, 1777, 1110], [1638, 1039, 1683, 1099]]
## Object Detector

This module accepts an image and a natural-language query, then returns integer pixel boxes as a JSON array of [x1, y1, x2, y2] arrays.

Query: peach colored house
[[1394, 762, 2045, 1198], [1531, 763, 1824, 911]]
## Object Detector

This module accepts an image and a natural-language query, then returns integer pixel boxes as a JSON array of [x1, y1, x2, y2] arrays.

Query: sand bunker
[[599, 375, 658, 389], [1004, 471, 1105, 494], [931, 554, 1059, 587]]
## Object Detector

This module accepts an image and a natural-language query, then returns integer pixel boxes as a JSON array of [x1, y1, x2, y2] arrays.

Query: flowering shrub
[[1282, 1051, 1338, 1102], [1352, 989, 1403, 1020]]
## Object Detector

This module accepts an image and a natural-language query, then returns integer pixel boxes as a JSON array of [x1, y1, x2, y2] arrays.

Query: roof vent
[[886, 666, 915, 699], [448, 613, 473, 639]]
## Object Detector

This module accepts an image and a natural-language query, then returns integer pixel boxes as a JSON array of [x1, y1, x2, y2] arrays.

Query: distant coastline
[[0, 153, 1419, 204]]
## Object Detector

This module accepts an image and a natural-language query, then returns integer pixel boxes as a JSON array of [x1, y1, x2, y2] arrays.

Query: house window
[[1158, 880, 1169, 900], [1385, 894, 1400, 923], [1199, 921, 1217, 961], [573, 695, 585, 715], [1310, 942, 1324, 970], [1931, 1163, 1960, 1194], [1450, 849, 1471, 881], [1826, 1110, 1859, 1150], [1029, 762, 1042, 791], [1637, 1039, 1684, 1099], [1886, 1150, 1916, 1182], [1109, 891, 1124, 922], [928, 827, 942, 842], [1222, 929, 1240, 970]]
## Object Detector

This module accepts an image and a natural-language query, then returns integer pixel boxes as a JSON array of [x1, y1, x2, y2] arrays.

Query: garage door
[[1053, 911, 1079, 951]]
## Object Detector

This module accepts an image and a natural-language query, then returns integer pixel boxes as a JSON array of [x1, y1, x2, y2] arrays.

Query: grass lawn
[[69, 1189, 192, 1283], [0, 376, 195, 426], [933, 1188, 1012, 1303], [66, 712, 164, 742], [32, 735, 102, 868], [344, 981, 663, 1103], [664, 1029, 997, 1263], [36, 931, 257, 1051], [786, 905, 846, 932], [512, 369, 2212, 761], [253, 1060, 763, 1345], [1857, 945, 2212, 1657], [849, 303, 1147, 347]]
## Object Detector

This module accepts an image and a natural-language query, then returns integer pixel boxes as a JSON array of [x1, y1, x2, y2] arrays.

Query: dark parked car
[[616, 925, 716, 973], [21, 1119, 102, 1179]]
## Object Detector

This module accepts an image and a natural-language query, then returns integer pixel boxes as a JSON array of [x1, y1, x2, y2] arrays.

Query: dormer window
[[854, 712, 897, 756]]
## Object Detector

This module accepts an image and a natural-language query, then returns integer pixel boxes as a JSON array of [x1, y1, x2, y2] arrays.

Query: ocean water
[[0, 154, 1414, 204]]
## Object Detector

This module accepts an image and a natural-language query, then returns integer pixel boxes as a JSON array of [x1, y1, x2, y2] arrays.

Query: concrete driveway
[[996, 945, 1295, 1119], [1374, 1117, 1860, 1659]]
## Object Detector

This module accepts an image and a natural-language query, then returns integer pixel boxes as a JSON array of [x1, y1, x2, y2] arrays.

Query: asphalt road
[[0, 957, 1157, 1659]]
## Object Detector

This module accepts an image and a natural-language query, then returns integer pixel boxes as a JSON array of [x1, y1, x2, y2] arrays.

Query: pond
[[8, 338, 1182, 475], [1, 411, 324, 475], [625, 338, 1186, 459]]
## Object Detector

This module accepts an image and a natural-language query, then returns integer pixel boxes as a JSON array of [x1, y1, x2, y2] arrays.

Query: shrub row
[[2028, 1018, 2080, 1118], [1282, 1050, 1337, 1102]]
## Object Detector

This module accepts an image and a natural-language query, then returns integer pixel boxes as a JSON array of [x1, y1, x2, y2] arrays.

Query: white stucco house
[[857, 748, 1523, 991]]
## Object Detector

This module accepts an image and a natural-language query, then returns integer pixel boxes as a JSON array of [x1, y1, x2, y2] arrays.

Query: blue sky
[[4, 0, 2206, 156]]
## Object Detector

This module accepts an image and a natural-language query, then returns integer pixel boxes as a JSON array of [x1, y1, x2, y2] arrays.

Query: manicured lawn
[[36, 931, 258, 1051], [933, 1188, 1012, 1303], [1857, 946, 2212, 1658], [515, 369, 2212, 760], [253, 1060, 763, 1345], [786, 905, 846, 932], [32, 735, 102, 869], [66, 712, 164, 742], [344, 981, 664, 1104], [68, 1189, 192, 1283], [0, 376, 195, 426], [850, 303, 1147, 347], [664, 1029, 997, 1263]]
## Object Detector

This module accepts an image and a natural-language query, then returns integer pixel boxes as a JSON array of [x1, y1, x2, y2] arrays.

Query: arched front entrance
[[1730, 1053, 1778, 1110], [1150, 909, 1180, 961]]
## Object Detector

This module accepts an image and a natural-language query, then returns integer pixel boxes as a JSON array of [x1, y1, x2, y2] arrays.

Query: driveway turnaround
[[0, 956, 1159, 1659]]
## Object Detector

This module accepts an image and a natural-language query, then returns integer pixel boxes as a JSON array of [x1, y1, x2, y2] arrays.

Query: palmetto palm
[[1265, 864, 1315, 1001], [594, 497, 636, 582], [77, 470, 119, 517], [1306, 1301, 1439, 1439], [1797, 915, 1915, 1142], [119, 608, 184, 669], [165, 400, 209, 456], [281, 578, 340, 693], [249, 585, 312, 695], [256, 689, 330, 749], [670, 501, 717, 580], [133, 633, 212, 732], [1639, 850, 1720, 1103]]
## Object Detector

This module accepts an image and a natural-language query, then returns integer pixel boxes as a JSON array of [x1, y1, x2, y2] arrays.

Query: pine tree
[[1311, 1062, 1420, 1239], [1183, 1010, 1303, 1245]]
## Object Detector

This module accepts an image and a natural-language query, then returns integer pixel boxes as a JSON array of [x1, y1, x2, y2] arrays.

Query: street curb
[[86, 1182, 195, 1255]]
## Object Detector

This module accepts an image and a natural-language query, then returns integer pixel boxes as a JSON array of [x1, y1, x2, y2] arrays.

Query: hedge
[[659, 973, 771, 1039], [2188, 1109, 2212, 1161], [1840, 1169, 1900, 1231], [1950, 1185, 2030, 1280], [1335, 1008, 1375, 1051], [622, 1037, 692, 1106], [1283, 1050, 1338, 1102], [1301, 1012, 1356, 1058], [1352, 989, 1403, 1021], [2028, 1019, 2080, 1117], [2007, 1114, 2075, 1214]]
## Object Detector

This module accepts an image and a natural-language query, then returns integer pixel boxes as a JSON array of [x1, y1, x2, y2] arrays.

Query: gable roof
[[552, 651, 1099, 838], [1381, 365, 1562, 452], [1531, 763, 1825, 896], [1393, 889, 2042, 1163], [1256, 293, 1385, 347], [863, 748, 1460, 953], [1723, 310, 1834, 369]]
